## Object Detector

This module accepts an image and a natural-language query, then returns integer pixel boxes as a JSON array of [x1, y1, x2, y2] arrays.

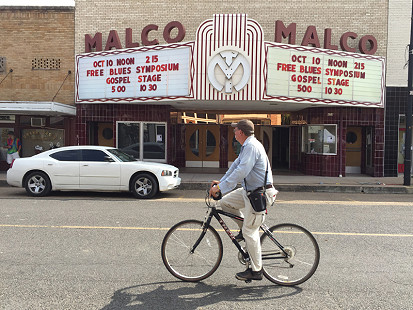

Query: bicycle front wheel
[[261, 223, 320, 286], [161, 220, 223, 282]]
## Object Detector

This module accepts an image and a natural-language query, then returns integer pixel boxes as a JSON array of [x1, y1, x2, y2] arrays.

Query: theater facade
[[75, 8, 386, 177]]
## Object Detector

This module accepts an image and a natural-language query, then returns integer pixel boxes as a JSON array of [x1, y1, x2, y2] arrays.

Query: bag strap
[[263, 161, 268, 187], [245, 161, 269, 192]]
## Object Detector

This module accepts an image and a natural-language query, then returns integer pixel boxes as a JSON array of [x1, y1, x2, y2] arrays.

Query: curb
[[178, 182, 413, 194], [1, 180, 412, 194]]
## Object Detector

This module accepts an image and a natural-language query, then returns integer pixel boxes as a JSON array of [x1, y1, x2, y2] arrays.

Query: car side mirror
[[104, 156, 115, 162]]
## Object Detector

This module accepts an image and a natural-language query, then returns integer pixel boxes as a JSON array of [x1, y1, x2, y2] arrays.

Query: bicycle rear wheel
[[161, 220, 223, 282], [260, 223, 320, 286]]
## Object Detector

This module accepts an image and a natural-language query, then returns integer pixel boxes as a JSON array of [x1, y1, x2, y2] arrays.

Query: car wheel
[[24, 171, 52, 197], [131, 173, 158, 199]]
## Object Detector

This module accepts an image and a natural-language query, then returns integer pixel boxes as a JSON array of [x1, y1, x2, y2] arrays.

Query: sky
[[0, 0, 75, 5]]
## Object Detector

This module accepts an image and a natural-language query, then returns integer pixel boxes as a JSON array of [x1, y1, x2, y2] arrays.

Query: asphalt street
[[0, 188, 412, 309]]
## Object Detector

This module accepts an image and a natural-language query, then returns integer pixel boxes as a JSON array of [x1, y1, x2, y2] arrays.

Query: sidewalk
[[177, 168, 413, 194], [2, 169, 412, 194]]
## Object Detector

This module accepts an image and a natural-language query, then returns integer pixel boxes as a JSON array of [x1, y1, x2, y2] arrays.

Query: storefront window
[[302, 125, 337, 155], [117, 122, 166, 162], [0, 127, 14, 161], [21, 128, 64, 157]]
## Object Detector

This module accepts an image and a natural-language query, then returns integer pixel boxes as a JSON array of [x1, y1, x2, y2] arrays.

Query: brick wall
[[0, 7, 75, 105], [75, 0, 388, 57]]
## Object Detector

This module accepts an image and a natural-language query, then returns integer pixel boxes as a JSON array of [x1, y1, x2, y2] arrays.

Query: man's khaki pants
[[218, 187, 266, 272]]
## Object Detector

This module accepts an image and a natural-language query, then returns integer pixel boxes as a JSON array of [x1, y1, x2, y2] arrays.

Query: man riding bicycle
[[209, 119, 277, 281]]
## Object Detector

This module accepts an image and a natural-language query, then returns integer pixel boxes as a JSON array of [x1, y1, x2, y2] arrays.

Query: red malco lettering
[[274, 20, 378, 55], [85, 20, 378, 55], [85, 21, 186, 52]]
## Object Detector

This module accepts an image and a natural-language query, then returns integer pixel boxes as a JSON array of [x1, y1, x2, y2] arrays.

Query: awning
[[0, 101, 76, 116]]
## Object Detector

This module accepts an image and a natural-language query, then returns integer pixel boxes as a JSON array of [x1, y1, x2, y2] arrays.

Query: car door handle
[[82, 164, 89, 166], [47, 163, 53, 166]]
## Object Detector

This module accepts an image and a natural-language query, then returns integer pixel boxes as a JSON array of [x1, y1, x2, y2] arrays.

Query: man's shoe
[[234, 231, 244, 242], [235, 268, 263, 281]]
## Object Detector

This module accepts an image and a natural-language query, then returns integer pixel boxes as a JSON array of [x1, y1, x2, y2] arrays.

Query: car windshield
[[108, 148, 138, 162]]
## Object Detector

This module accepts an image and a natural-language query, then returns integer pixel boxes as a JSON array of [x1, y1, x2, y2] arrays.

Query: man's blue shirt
[[219, 135, 273, 194]]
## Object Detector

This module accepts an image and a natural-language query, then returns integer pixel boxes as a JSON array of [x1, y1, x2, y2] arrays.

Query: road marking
[[2, 195, 412, 206], [311, 231, 413, 237], [0, 224, 169, 231], [156, 198, 413, 206], [1, 224, 412, 237]]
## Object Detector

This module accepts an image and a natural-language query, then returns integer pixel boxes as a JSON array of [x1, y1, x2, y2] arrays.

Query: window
[[21, 128, 64, 157], [81, 150, 108, 162], [50, 150, 81, 161], [143, 123, 165, 160], [0, 127, 14, 161], [117, 122, 167, 162], [302, 125, 337, 155], [108, 149, 136, 162]]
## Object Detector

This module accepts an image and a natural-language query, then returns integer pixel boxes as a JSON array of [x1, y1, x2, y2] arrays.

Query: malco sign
[[85, 20, 378, 55]]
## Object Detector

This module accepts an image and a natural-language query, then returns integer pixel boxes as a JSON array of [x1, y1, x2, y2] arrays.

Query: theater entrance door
[[185, 125, 220, 168]]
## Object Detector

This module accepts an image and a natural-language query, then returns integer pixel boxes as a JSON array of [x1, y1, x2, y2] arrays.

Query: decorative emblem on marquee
[[207, 50, 250, 93]]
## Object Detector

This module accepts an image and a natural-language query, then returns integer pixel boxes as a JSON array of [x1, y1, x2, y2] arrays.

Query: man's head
[[7, 131, 14, 138], [231, 119, 254, 136], [231, 119, 254, 145]]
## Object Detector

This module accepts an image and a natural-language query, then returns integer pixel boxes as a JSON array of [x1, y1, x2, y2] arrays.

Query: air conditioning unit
[[31, 117, 46, 127]]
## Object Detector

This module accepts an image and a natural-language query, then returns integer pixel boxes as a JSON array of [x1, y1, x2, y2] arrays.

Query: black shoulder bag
[[245, 163, 268, 212]]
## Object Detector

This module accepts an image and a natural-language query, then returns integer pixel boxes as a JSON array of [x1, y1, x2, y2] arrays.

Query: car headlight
[[161, 170, 173, 176]]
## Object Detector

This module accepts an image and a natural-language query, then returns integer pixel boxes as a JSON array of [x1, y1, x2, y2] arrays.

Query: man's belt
[[265, 184, 273, 189]]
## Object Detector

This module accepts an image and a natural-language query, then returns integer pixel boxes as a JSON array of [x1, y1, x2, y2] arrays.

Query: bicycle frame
[[190, 205, 289, 263]]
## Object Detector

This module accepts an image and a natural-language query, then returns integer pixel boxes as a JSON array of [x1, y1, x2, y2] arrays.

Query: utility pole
[[405, 1, 413, 186]]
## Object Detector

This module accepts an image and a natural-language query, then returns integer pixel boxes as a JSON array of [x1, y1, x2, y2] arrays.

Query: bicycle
[[161, 191, 320, 286]]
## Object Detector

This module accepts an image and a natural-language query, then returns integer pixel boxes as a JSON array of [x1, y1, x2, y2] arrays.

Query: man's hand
[[209, 183, 221, 199]]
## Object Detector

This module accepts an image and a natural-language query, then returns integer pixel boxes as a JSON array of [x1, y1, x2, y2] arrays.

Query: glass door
[[185, 125, 220, 167]]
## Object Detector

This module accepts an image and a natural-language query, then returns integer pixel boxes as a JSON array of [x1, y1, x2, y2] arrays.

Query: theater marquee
[[76, 45, 192, 102], [264, 43, 385, 107]]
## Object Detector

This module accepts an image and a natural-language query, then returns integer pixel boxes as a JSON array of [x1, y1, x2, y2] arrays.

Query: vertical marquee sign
[[76, 45, 192, 102], [264, 43, 385, 107]]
